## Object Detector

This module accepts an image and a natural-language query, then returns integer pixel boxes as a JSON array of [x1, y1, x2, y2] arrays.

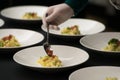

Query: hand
[[42, 3, 74, 30]]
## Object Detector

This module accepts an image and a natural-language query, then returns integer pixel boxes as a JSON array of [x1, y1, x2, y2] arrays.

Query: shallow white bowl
[[0, 19, 4, 27], [41, 18, 105, 37], [69, 66, 120, 80], [80, 32, 120, 53], [0, 5, 48, 21], [13, 45, 89, 72], [0, 28, 44, 49]]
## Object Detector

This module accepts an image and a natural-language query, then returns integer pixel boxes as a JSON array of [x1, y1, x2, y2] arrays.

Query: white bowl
[[0, 5, 48, 21], [0, 19, 4, 27], [13, 45, 89, 72], [69, 66, 120, 80], [80, 32, 120, 53], [41, 18, 105, 37], [0, 28, 44, 49]]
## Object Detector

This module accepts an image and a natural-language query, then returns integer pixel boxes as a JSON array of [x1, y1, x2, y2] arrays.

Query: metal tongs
[[43, 19, 53, 56]]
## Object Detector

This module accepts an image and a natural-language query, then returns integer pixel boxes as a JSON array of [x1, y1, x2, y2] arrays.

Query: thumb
[[42, 13, 46, 25]]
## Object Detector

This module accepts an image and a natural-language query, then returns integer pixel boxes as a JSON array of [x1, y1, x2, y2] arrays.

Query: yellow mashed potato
[[22, 12, 41, 19], [103, 38, 120, 51], [105, 77, 118, 80], [38, 55, 62, 67], [61, 25, 80, 35], [0, 34, 20, 47]]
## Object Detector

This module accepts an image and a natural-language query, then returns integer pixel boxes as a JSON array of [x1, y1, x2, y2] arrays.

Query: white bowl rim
[[0, 28, 44, 49], [0, 5, 48, 21], [41, 18, 106, 37], [13, 45, 89, 69], [0, 18, 4, 27], [69, 66, 120, 80], [80, 32, 120, 53]]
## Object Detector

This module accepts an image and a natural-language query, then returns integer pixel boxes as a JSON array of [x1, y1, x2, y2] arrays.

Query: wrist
[[65, 0, 88, 16], [63, 3, 74, 16]]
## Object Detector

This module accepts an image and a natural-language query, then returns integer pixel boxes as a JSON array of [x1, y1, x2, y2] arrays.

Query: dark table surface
[[0, 16, 120, 80]]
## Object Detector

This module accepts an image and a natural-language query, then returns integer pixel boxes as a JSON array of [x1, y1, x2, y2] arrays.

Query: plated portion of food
[[0, 29, 44, 49], [61, 25, 80, 35], [0, 5, 48, 20], [22, 12, 41, 20], [38, 47, 62, 67], [13, 45, 89, 72], [38, 55, 62, 67], [103, 38, 120, 52], [41, 18, 105, 38], [0, 34, 20, 47], [69, 66, 120, 80], [105, 77, 118, 80], [80, 32, 120, 53]]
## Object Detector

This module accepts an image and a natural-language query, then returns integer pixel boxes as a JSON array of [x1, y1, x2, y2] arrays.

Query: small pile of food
[[61, 25, 80, 35], [22, 12, 41, 19], [38, 55, 62, 67], [0, 34, 20, 47], [103, 38, 120, 51], [105, 77, 118, 80], [38, 49, 62, 67]]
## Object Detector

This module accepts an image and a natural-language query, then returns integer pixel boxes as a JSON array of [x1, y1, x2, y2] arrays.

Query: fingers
[[43, 9, 60, 29], [42, 6, 53, 26], [42, 7, 60, 30], [42, 13, 47, 26], [42, 3, 74, 30]]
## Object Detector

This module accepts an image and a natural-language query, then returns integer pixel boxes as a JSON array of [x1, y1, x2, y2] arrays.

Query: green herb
[[108, 38, 119, 44], [0, 42, 3, 47]]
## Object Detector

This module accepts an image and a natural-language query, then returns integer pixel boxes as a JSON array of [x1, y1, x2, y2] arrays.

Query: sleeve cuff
[[65, 0, 88, 16]]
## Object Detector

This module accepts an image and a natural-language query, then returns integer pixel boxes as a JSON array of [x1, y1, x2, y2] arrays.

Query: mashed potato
[[38, 55, 62, 67], [61, 25, 80, 35], [22, 12, 41, 19], [0, 34, 20, 47], [103, 38, 120, 51], [105, 77, 118, 80]]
